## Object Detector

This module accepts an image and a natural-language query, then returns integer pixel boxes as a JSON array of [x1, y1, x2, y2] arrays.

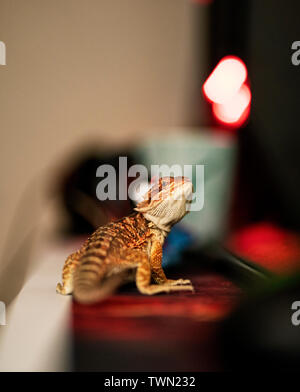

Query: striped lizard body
[[56, 176, 194, 304]]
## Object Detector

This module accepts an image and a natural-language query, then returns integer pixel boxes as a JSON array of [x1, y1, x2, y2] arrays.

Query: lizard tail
[[73, 270, 129, 304]]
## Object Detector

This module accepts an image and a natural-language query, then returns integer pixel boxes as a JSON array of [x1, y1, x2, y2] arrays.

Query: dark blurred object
[[209, 1, 249, 64], [209, 0, 300, 231], [221, 274, 300, 371], [243, 0, 300, 230], [219, 221, 300, 370], [59, 149, 136, 234], [162, 225, 195, 268], [202, 245, 271, 290]]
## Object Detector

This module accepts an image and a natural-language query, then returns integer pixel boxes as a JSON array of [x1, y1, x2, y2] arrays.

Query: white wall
[[0, 0, 208, 264]]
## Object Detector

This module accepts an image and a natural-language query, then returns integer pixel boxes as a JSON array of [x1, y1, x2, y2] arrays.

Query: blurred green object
[[134, 128, 237, 246]]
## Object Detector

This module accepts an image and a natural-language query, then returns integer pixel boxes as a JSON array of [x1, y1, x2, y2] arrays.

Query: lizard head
[[134, 176, 193, 232]]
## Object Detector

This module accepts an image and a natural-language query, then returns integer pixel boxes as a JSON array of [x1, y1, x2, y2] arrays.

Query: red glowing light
[[203, 56, 247, 104], [227, 222, 300, 274], [203, 55, 251, 127], [212, 84, 251, 125]]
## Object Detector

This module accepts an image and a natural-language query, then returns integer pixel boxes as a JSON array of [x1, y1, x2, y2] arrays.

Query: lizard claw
[[167, 279, 192, 286], [166, 284, 195, 293]]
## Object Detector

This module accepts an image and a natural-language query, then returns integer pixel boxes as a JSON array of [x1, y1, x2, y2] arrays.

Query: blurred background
[[0, 0, 300, 371]]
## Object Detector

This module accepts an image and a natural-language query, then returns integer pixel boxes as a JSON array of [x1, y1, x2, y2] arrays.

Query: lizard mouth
[[183, 181, 193, 199]]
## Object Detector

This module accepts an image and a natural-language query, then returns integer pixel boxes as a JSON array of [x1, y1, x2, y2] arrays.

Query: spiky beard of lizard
[[56, 176, 194, 304], [134, 176, 193, 233]]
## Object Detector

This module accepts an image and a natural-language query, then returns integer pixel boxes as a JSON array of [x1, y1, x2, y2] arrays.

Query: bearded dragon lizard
[[56, 176, 194, 304]]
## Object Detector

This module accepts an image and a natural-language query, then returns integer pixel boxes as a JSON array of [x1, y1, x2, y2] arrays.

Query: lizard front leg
[[132, 251, 194, 295], [150, 240, 193, 287]]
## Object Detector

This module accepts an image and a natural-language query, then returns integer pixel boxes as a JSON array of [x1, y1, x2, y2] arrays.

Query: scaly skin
[[56, 176, 194, 304]]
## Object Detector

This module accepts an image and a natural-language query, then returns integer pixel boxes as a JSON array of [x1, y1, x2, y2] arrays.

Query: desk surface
[[73, 271, 241, 371], [0, 240, 241, 372]]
